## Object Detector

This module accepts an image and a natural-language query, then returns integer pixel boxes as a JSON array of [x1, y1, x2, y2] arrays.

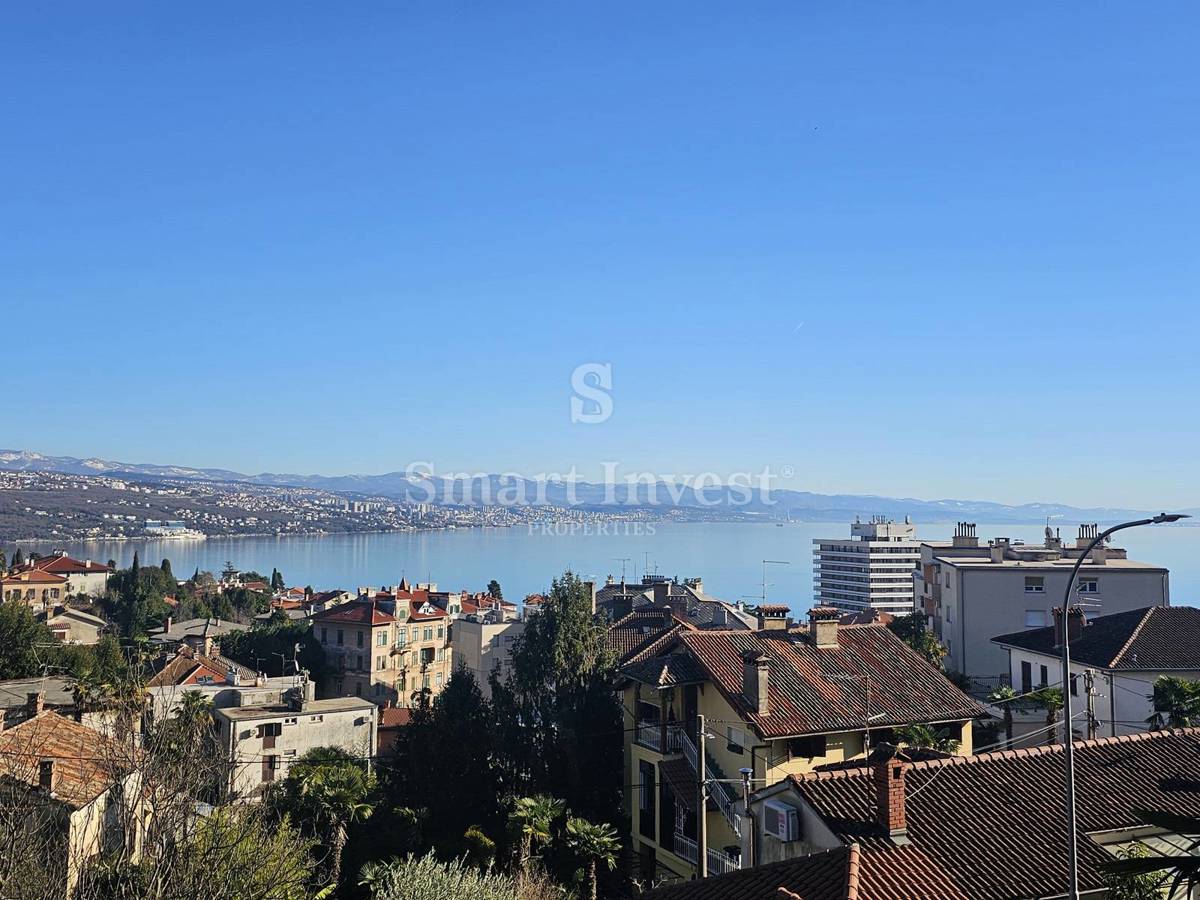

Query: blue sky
[[3, 3, 1197, 509]]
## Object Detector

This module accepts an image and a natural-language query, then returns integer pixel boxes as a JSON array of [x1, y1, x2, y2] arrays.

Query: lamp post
[[1060, 512, 1189, 900]]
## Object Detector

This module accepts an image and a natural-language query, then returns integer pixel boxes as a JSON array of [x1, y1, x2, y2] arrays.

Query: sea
[[28, 521, 1200, 612]]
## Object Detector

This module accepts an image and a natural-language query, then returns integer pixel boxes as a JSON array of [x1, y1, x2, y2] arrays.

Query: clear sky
[[3, 3, 1197, 510]]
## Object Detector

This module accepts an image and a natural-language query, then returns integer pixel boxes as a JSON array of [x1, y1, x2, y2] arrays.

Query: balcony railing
[[678, 730, 740, 835], [671, 832, 741, 874], [634, 722, 684, 754]]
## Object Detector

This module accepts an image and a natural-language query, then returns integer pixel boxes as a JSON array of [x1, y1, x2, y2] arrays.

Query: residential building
[[43, 607, 108, 645], [656, 728, 1200, 900], [214, 681, 377, 801], [595, 574, 756, 628], [0, 678, 77, 729], [0, 711, 145, 897], [619, 606, 983, 884], [451, 605, 526, 698], [147, 616, 250, 655], [144, 647, 268, 721], [313, 593, 453, 707], [993, 605, 1200, 739], [812, 517, 921, 616], [377, 704, 412, 760], [914, 522, 1171, 680], [11, 552, 112, 597], [2, 568, 69, 611], [607, 607, 696, 667]]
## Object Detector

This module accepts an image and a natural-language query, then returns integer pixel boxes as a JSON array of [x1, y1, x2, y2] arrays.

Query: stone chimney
[[755, 604, 790, 631], [39, 759, 57, 793], [1090, 545, 1108, 565], [742, 650, 770, 715], [26, 691, 44, 718], [652, 581, 670, 607], [872, 744, 908, 839], [1053, 606, 1086, 648], [989, 538, 1009, 564], [951, 522, 978, 548], [808, 607, 841, 649]]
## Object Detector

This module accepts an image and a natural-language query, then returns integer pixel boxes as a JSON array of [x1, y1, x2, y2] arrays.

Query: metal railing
[[634, 722, 684, 754], [671, 832, 740, 874], [677, 731, 740, 835]]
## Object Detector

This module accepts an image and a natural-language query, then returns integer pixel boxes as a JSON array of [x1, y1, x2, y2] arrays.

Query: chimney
[[712, 604, 728, 627], [165, 616, 173, 633], [951, 522, 978, 548], [755, 605, 790, 631], [989, 538, 1009, 564], [808, 607, 840, 648], [872, 745, 908, 839], [652, 581, 670, 607], [1076, 523, 1099, 549], [1091, 545, 1108, 565], [27, 691, 45, 717], [742, 650, 770, 716], [39, 759, 57, 793], [1053, 606, 1086, 648]]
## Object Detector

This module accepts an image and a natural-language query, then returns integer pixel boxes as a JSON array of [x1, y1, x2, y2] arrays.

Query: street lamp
[[1060, 512, 1189, 900]]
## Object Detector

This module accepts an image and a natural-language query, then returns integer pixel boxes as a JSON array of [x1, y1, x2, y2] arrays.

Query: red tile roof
[[312, 600, 395, 626], [2, 569, 68, 585], [378, 706, 413, 728], [405, 598, 447, 621], [677, 626, 984, 739], [794, 728, 1200, 899], [24, 555, 111, 576], [0, 712, 134, 809]]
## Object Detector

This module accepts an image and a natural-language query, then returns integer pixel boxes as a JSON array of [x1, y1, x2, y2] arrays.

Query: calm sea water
[[32, 521, 1200, 613]]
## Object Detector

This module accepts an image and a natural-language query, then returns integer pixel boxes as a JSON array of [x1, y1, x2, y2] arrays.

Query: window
[[436, 648, 445, 661], [423, 626, 433, 642], [1025, 577, 1045, 593], [437, 626, 444, 639], [356, 654, 364, 671], [638, 760, 656, 840], [355, 681, 362, 696], [337, 629, 344, 646], [727, 726, 745, 755], [377, 630, 388, 646], [1024, 609, 1047, 628], [377, 656, 386, 671], [435, 673, 443, 688], [1078, 578, 1099, 594], [1021, 660, 1032, 693], [788, 735, 827, 759], [258, 722, 283, 738], [396, 631, 407, 647], [357, 630, 364, 648], [491, 636, 501, 648], [1039, 665, 1049, 688]]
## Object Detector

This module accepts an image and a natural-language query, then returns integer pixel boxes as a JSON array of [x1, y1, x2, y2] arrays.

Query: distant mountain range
[[2, 449, 1193, 525]]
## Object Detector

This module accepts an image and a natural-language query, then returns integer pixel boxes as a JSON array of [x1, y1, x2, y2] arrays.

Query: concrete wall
[[450, 617, 525, 698]]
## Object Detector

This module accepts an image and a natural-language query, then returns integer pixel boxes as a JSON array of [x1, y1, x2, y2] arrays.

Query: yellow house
[[620, 606, 984, 884]]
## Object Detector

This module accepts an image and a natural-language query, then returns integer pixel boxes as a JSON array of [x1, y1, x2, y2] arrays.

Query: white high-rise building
[[813, 517, 921, 615]]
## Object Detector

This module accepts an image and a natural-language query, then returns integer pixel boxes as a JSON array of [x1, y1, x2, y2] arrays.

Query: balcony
[[634, 722, 684, 754], [671, 832, 741, 875]]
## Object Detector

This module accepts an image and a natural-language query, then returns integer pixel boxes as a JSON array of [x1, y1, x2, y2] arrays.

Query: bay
[[30, 521, 1199, 613]]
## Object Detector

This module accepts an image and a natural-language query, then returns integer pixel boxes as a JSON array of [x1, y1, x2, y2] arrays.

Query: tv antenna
[[613, 557, 630, 583]]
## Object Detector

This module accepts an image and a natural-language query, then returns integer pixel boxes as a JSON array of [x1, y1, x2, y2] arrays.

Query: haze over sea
[[33, 521, 1199, 612]]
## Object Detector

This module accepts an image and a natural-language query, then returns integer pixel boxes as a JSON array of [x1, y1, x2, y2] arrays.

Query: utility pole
[[740, 767, 754, 868], [697, 713, 707, 879], [1084, 669, 1097, 741]]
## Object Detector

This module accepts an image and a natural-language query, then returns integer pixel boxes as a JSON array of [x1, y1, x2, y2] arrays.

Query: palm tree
[[1148, 675, 1200, 729], [562, 817, 619, 900], [295, 758, 375, 887], [508, 794, 564, 877], [988, 685, 1019, 749], [1033, 686, 1064, 746]]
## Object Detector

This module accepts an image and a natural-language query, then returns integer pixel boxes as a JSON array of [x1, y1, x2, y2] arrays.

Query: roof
[[22, 554, 111, 576], [606, 608, 697, 664], [215, 695, 377, 721], [933, 553, 1166, 572], [378, 706, 413, 728], [621, 651, 709, 688], [2, 569, 68, 585], [0, 711, 133, 809], [45, 608, 108, 628], [147, 648, 256, 688], [642, 845, 856, 900], [311, 600, 395, 626], [0, 676, 76, 711], [595, 580, 755, 630], [149, 617, 249, 642], [405, 599, 448, 621], [676, 626, 985, 739], [793, 728, 1200, 899], [993, 605, 1200, 670]]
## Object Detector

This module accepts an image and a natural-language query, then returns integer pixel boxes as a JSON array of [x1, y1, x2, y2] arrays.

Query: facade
[[313, 594, 453, 707], [993, 605, 1200, 739], [914, 522, 1171, 679], [213, 682, 377, 801], [620, 606, 982, 885], [450, 607, 526, 698], [11, 552, 112, 597], [0, 711, 145, 897], [44, 608, 108, 645], [2, 569, 69, 610], [812, 518, 921, 616]]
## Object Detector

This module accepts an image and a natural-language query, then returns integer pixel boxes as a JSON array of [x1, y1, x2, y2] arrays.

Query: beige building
[[620, 606, 982, 884], [0, 711, 145, 897], [214, 682, 377, 801], [44, 608, 108, 645], [915, 522, 1170, 680], [2, 569, 68, 611], [450, 606, 526, 697], [313, 594, 453, 707]]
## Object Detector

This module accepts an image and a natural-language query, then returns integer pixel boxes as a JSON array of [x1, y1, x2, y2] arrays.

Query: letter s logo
[[570, 363, 613, 424]]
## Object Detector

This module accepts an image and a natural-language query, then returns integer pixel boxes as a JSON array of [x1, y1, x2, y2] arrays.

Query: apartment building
[[812, 518, 921, 616], [312, 593, 452, 707], [914, 522, 1170, 679], [619, 606, 982, 884], [10, 551, 112, 597], [214, 680, 377, 801], [450, 602, 525, 698]]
